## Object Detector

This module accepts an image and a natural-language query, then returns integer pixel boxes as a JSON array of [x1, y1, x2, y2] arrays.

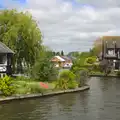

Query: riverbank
[[0, 86, 90, 103], [89, 74, 120, 77]]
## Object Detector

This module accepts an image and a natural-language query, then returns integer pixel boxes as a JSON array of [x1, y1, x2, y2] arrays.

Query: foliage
[[91, 64, 101, 72], [71, 52, 92, 69], [89, 46, 102, 56], [99, 60, 112, 76], [0, 9, 42, 73], [15, 76, 33, 81], [67, 51, 80, 58], [90, 38, 102, 56], [31, 49, 58, 81], [59, 70, 75, 81], [78, 70, 88, 87], [14, 81, 49, 94], [0, 76, 15, 96], [55, 71, 77, 89], [89, 71, 104, 75], [71, 66, 88, 74], [84, 56, 97, 65], [61, 50, 64, 56]]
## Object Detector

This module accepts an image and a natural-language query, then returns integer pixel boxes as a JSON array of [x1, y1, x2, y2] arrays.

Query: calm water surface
[[0, 77, 120, 120]]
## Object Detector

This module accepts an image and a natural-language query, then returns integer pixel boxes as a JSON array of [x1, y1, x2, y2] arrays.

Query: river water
[[0, 77, 120, 120]]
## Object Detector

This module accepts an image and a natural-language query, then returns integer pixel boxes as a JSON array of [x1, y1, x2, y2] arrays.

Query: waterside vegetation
[[0, 9, 89, 97]]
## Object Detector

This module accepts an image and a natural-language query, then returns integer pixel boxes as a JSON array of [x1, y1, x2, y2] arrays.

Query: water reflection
[[0, 77, 120, 120]]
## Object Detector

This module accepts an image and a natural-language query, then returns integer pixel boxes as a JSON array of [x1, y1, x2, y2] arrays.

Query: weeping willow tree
[[0, 9, 42, 73]]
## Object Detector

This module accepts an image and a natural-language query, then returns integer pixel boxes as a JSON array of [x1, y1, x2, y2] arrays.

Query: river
[[0, 77, 120, 120]]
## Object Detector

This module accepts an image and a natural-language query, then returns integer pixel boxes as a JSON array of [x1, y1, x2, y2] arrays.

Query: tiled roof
[[55, 56, 65, 62], [61, 56, 72, 61]]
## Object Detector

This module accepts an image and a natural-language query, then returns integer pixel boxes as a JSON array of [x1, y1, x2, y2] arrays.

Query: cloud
[[1, 0, 120, 53]]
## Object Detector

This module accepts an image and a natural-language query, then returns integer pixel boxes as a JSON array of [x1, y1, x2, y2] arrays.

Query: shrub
[[15, 81, 48, 94], [90, 71, 103, 75], [31, 55, 58, 82], [59, 70, 75, 81], [0, 76, 15, 96], [55, 71, 77, 89], [78, 70, 88, 87], [27, 82, 47, 93], [92, 64, 100, 72], [84, 56, 97, 65], [68, 80, 78, 89], [15, 76, 33, 81]]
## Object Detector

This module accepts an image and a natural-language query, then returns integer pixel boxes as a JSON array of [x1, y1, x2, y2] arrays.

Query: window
[[107, 50, 114, 55], [0, 54, 6, 64]]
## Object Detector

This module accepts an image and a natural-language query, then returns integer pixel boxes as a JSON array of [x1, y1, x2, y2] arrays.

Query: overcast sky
[[0, 0, 120, 53]]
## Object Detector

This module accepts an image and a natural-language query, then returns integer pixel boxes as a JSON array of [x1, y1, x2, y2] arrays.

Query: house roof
[[0, 42, 14, 54], [61, 56, 72, 61], [54, 56, 65, 62]]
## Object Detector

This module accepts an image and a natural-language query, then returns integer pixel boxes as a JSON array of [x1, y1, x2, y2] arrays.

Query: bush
[[89, 71, 103, 75], [78, 70, 88, 87], [68, 80, 78, 89], [55, 71, 77, 89], [84, 56, 97, 65], [27, 82, 47, 93], [31, 54, 58, 82], [15, 81, 48, 94], [59, 70, 75, 80], [0, 76, 15, 96], [71, 66, 88, 74], [92, 64, 100, 72]]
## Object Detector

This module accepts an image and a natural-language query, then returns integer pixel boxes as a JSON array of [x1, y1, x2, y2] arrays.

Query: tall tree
[[56, 52, 60, 56], [0, 9, 42, 73], [61, 50, 64, 56], [89, 38, 102, 56]]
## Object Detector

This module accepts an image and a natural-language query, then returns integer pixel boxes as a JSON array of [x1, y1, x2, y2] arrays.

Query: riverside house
[[0, 42, 14, 77], [51, 55, 73, 68], [101, 36, 120, 70]]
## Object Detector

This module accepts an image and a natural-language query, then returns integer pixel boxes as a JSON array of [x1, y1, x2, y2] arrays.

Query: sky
[[0, 0, 120, 53]]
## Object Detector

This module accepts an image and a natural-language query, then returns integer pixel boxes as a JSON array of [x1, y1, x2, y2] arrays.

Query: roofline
[[0, 42, 14, 54]]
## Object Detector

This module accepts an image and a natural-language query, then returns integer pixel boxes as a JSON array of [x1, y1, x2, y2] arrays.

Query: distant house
[[0, 42, 14, 77], [100, 36, 120, 70], [61, 56, 73, 68], [51, 56, 73, 68]]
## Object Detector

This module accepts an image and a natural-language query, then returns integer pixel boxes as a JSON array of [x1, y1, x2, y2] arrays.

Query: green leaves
[[31, 49, 58, 81], [55, 70, 77, 90], [0, 9, 42, 73], [0, 75, 15, 96], [84, 56, 97, 65]]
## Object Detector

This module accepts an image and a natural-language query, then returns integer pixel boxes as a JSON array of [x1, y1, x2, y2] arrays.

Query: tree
[[89, 37, 102, 56], [56, 52, 60, 56], [67, 51, 80, 58], [31, 48, 58, 81], [0, 9, 42, 73], [99, 59, 112, 76], [61, 50, 64, 56]]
